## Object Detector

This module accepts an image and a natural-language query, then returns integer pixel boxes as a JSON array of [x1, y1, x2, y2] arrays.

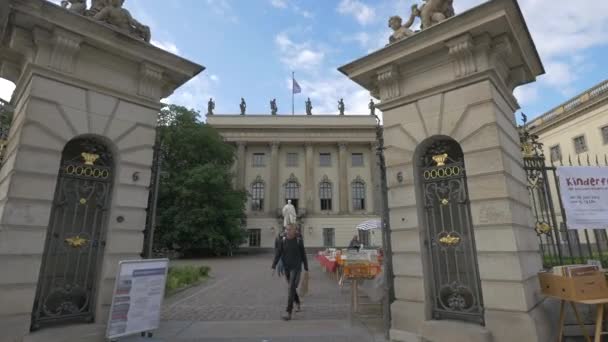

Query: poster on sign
[[106, 259, 169, 340], [557, 166, 608, 229]]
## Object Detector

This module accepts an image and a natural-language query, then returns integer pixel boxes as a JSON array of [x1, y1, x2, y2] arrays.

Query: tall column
[[338, 142, 349, 213], [269, 141, 280, 214], [305, 143, 315, 213], [236, 141, 247, 189]]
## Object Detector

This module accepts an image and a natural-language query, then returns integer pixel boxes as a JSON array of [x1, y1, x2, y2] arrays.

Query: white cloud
[[164, 74, 217, 114], [337, 0, 376, 25], [151, 40, 180, 54], [205, 0, 238, 23], [270, 0, 288, 9], [287, 70, 373, 115], [275, 33, 325, 71], [514, 84, 539, 107], [210, 75, 220, 82], [0, 79, 16, 103]]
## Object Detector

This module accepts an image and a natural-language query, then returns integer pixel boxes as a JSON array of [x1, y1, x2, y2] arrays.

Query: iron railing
[[520, 114, 608, 268]]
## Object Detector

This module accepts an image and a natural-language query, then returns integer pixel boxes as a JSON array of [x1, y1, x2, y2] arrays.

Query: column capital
[[236, 141, 247, 147], [338, 142, 348, 149], [270, 141, 280, 148]]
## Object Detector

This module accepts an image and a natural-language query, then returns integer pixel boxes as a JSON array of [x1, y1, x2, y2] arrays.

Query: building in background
[[528, 79, 608, 162], [207, 114, 381, 249]]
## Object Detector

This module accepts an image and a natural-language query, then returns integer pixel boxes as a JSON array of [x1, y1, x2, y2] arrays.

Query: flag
[[292, 78, 301, 94]]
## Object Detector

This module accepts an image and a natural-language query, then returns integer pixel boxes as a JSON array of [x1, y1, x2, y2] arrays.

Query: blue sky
[[2, 0, 608, 122]]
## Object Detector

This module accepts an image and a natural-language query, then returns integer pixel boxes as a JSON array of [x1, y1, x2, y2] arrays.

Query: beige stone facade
[[207, 115, 382, 248], [0, 1, 201, 340], [340, 0, 552, 341], [529, 79, 608, 162]]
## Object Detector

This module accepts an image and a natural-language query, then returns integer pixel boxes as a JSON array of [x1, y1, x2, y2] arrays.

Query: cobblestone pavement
[[148, 253, 387, 341], [162, 253, 351, 321]]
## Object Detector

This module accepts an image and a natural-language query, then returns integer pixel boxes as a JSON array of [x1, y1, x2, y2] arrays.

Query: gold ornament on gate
[[441, 198, 449, 205], [65, 235, 88, 248], [439, 233, 461, 247], [432, 153, 448, 166], [522, 142, 535, 157], [535, 222, 551, 235], [81, 152, 99, 165]]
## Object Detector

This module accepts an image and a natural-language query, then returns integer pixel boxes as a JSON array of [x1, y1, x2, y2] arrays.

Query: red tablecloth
[[316, 254, 338, 273]]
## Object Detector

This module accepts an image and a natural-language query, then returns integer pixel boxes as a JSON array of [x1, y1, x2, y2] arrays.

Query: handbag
[[299, 271, 309, 297]]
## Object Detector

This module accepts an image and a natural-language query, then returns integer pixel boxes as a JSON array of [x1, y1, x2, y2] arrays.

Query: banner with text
[[557, 166, 608, 229]]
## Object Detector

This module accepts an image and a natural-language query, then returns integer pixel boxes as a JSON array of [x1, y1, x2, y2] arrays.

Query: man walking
[[272, 224, 308, 321]]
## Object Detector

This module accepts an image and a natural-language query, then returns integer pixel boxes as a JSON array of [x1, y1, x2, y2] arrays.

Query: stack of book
[[551, 264, 600, 277]]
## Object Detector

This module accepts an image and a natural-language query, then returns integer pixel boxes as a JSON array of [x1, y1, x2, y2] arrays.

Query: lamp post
[[373, 113, 395, 340]]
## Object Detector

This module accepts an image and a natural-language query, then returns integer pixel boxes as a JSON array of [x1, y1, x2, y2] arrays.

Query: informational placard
[[106, 259, 169, 340], [557, 166, 608, 229]]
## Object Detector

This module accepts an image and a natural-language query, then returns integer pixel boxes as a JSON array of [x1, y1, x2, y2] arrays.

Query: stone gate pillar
[[0, 1, 202, 340], [340, 0, 550, 341]]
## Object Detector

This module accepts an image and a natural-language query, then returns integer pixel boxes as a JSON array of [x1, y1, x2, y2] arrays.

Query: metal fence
[[520, 118, 608, 268]]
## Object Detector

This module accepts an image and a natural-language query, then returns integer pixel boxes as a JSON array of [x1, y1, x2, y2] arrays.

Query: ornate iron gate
[[520, 116, 608, 269], [31, 137, 114, 330], [420, 139, 484, 325]]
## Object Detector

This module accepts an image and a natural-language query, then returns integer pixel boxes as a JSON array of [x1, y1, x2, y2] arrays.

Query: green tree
[[155, 104, 247, 256]]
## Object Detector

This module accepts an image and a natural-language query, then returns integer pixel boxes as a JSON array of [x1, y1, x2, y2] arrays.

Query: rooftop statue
[[305, 98, 313, 115], [270, 98, 278, 115], [240, 98, 246, 115], [369, 99, 376, 116], [388, 0, 454, 45], [338, 98, 345, 115], [207, 98, 215, 116], [61, 0, 151, 43]]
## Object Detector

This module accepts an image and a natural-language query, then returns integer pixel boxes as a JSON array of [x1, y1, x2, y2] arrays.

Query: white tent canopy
[[356, 219, 381, 231]]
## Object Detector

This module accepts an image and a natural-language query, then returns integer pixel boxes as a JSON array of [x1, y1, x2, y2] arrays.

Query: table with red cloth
[[315, 254, 338, 273]]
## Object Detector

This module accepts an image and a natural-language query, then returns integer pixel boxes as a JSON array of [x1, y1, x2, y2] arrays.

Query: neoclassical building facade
[[207, 114, 382, 248]]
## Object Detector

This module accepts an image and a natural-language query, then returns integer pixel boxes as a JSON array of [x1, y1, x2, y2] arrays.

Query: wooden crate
[[538, 271, 608, 301]]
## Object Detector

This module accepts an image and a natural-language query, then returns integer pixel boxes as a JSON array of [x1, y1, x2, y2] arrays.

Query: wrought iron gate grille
[[31, 137, 113, 330], [421, 139, 484, 325], [520, 118, 608, 268]]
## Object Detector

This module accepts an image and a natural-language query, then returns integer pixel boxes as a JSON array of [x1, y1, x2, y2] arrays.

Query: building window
[[573, 135, 588, 154], [319, 178, 332, 211], [319, 153, 331, 167], [286, 152, 299, 167], [323, 228, 335, 247], [251, 179, 264, 211], [602, 126, 608, 145], [252, 153, 266, 167], [352, 178, 366, 211], [359, 229, 371, 246], [248, 229, 261, 247], [549, 145, 561, 162], [284, 174, 300, 211], [352, 153, 364, 167]]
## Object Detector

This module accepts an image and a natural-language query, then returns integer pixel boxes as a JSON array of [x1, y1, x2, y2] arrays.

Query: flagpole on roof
[[292, 71, 295, 116]]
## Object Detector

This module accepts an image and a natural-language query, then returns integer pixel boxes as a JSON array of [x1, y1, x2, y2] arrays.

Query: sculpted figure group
[[61, 0, 151, 43], [388, 0, 455, 45]]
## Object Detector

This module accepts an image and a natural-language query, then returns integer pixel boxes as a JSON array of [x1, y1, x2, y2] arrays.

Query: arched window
[[351, 177, 366, 211], [251, 176, 265, 211], [284, 173, 300, 210], [319, 176, 332, 211]]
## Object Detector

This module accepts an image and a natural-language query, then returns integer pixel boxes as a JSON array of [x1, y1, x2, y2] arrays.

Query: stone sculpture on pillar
[[388, 0, 455, 45], [305, 98, 313, 115], [207, 98, 215, 116], [282, 200, 297, 228], [61, 0, 87, 15], [60, 0, 151, 43], [338, 98, 345, 115], [240, 98, 246, 115], [270, 98, 278, 115]]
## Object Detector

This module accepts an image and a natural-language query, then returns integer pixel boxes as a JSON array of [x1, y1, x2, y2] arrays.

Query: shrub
[[165, 265, 210, 295]]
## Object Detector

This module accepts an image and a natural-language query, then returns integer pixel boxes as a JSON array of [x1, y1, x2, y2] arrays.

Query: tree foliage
[[155, 105, 247, 256]]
